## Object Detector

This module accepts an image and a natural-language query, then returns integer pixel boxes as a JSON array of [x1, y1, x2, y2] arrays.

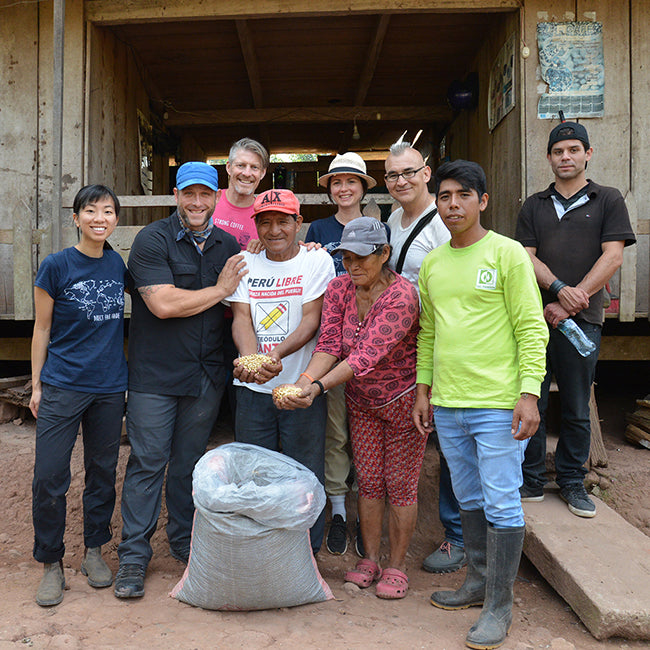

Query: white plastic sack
[[171, 442, 333, 610]]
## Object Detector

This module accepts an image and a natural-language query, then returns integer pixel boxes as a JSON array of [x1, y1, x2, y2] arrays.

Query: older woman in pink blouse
[[274, 217, 426, 600]]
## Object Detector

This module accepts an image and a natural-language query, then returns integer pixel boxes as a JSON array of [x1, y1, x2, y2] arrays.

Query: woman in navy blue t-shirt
[[30, 185, 127, 606]]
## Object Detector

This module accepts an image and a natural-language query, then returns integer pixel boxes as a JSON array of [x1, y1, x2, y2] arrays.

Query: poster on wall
[[138, 110, 154, 195], [488, 33, 516, 132], [537, 21, 604, 119]]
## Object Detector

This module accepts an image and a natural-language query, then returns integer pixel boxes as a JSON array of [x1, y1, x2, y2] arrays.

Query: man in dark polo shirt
[[515, 120, 635, 518], [115, 162, 246, 598]]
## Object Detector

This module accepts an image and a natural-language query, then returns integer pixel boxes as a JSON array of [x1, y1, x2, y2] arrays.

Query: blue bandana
[[176, 215, 213, 254]]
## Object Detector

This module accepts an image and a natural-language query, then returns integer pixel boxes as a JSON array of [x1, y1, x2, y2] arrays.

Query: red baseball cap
[[252, 189, 301, 218]]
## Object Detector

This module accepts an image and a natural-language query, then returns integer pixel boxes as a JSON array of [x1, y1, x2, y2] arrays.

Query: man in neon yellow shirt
[[413, 160, 548, 650]]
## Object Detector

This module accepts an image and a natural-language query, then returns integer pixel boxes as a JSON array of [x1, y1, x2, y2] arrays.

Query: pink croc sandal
[[375, 567, 409, 599], [344, 559, 382, 588]]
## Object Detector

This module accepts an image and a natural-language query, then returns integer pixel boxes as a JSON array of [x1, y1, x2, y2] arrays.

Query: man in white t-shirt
[[384, 142, 464, 575], [228, 189, 336, 554], [386, 142, 451, 288]]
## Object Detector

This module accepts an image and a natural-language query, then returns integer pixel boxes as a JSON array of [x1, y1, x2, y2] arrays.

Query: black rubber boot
[[465, 524, 525, 650], [430, 509, 487, 610]]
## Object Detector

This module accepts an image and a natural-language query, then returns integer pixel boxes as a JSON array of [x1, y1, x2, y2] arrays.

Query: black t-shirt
[[515, 180, 636, 325], [128, 213, 240, 396]]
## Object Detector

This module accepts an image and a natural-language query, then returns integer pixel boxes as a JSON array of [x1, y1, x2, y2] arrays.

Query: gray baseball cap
[[332, 216, 388, 256]]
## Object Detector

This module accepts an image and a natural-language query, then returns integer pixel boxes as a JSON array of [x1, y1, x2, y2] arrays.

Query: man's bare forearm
[[138, 284, 228, 319]]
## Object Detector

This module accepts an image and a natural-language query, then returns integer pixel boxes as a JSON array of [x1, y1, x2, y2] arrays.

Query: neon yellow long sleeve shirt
[[416, 230, 549, 408]]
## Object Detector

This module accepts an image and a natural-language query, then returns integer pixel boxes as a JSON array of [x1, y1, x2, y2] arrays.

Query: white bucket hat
[[318, 152, 377, 189]]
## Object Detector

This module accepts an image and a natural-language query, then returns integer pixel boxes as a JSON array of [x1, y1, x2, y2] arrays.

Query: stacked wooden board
[[625, 397, 650, 449], [0, 375, 30, 423]]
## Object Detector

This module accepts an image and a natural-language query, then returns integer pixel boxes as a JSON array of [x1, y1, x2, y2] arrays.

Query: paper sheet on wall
[[537, 21, 604, 119], [488, 33, 516, 131]]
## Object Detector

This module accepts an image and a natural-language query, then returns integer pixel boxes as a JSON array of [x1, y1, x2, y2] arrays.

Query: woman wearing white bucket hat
[[305, 153, 385, 558], [307, 152, 378, 276]]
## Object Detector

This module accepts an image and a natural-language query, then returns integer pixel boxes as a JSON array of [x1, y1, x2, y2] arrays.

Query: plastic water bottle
[[557, 318, 597, 357]]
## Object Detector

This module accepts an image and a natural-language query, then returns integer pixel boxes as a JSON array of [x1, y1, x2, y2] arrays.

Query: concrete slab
[[523, 493, 650, 640]]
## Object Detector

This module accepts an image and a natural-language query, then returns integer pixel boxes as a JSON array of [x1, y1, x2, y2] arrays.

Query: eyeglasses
[[384, 166, 425, 184]]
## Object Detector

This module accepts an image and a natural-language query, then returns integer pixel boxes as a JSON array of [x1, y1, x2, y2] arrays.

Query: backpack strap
[[395, 207, 437, 275]]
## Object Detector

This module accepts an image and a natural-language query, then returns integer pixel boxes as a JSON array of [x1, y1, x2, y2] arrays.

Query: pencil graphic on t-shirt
[[260, 303, 287, 329]]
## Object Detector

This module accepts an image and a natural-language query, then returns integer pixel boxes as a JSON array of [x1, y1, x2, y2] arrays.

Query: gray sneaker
[[560, 484, 596, 518], [81, 546, 113, 587], [422, 540, 467, 574], [36, 561, 65, 607]]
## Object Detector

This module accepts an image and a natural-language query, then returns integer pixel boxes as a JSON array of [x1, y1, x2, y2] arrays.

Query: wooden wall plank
[[523, 1, 639, 321], [522, 0, 574, 198], [1, 4, 39, 318], [445, 10, 521, 237], [631, 0, 650, 319], [39, 0, 86, 257], [86, 23, 168, 227], [619, 191, 638, 321], [37, 2, 54, 264]]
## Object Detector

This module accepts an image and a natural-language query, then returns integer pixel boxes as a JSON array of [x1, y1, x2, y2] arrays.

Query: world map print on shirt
[[64, 279, 125, 321]]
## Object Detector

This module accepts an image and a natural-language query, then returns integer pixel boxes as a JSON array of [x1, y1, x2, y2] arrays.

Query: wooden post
[[52, 0, 65, 254], [589, 384, 608, 468], [619, 191, 638, 322]]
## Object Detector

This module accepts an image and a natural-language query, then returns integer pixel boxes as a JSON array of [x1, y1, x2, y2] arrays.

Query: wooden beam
[[86, 1, 522, 24], [355, 14, 390, 106], [165, 105, 450, 127], [0, 339, 31, 361], [63, 193, 394, 209], [235, 19, 263, 108], [598, 336, 650, 361]]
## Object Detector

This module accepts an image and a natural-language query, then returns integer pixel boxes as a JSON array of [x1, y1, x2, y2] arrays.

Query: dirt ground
[[0, 367, 648, 650]]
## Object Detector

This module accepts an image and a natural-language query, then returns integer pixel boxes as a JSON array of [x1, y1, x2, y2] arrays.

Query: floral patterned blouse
[[315, 271, 419, 408]]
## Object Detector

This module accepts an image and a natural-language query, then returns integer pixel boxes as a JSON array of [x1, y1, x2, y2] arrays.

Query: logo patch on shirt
[[476, 268, 497, 290]]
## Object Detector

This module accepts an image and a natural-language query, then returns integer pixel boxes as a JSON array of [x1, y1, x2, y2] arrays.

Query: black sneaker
[[170, 546, 190, 564], [354, 518, 365, 558], [114, 563, 146, 599], [559, 483, 596, 518], [326, 514, 348, 555], [520, 484, 544, 502]]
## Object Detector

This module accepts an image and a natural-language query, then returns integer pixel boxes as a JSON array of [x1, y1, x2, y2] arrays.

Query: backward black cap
[[547, 121, 590, 154]]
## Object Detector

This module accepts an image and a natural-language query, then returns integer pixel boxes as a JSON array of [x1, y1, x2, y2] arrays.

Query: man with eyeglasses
[[384, 142, 465, 576]]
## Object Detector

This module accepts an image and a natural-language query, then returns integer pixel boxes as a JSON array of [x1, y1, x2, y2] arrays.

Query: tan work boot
[[36, 561, 65, 607], [80, 546, 113, 587]]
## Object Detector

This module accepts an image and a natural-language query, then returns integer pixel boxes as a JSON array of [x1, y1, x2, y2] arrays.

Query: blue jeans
[[118, 370, 225, 567], [235, 386, 327, 553], [32, 384, 124, 563], [431, 429, 463, 546], [439, 451, 463, 547], [433, 406, 528, 528], [522, 320, 601, 489]]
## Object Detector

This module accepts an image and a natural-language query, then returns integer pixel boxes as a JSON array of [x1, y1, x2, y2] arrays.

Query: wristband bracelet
[[312, 379, 325, 395], [548, 279, 567, 297], [300, 372, 314, 383]]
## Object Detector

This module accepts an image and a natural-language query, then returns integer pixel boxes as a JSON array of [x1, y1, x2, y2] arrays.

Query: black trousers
[[32, 383, 124, 563]]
